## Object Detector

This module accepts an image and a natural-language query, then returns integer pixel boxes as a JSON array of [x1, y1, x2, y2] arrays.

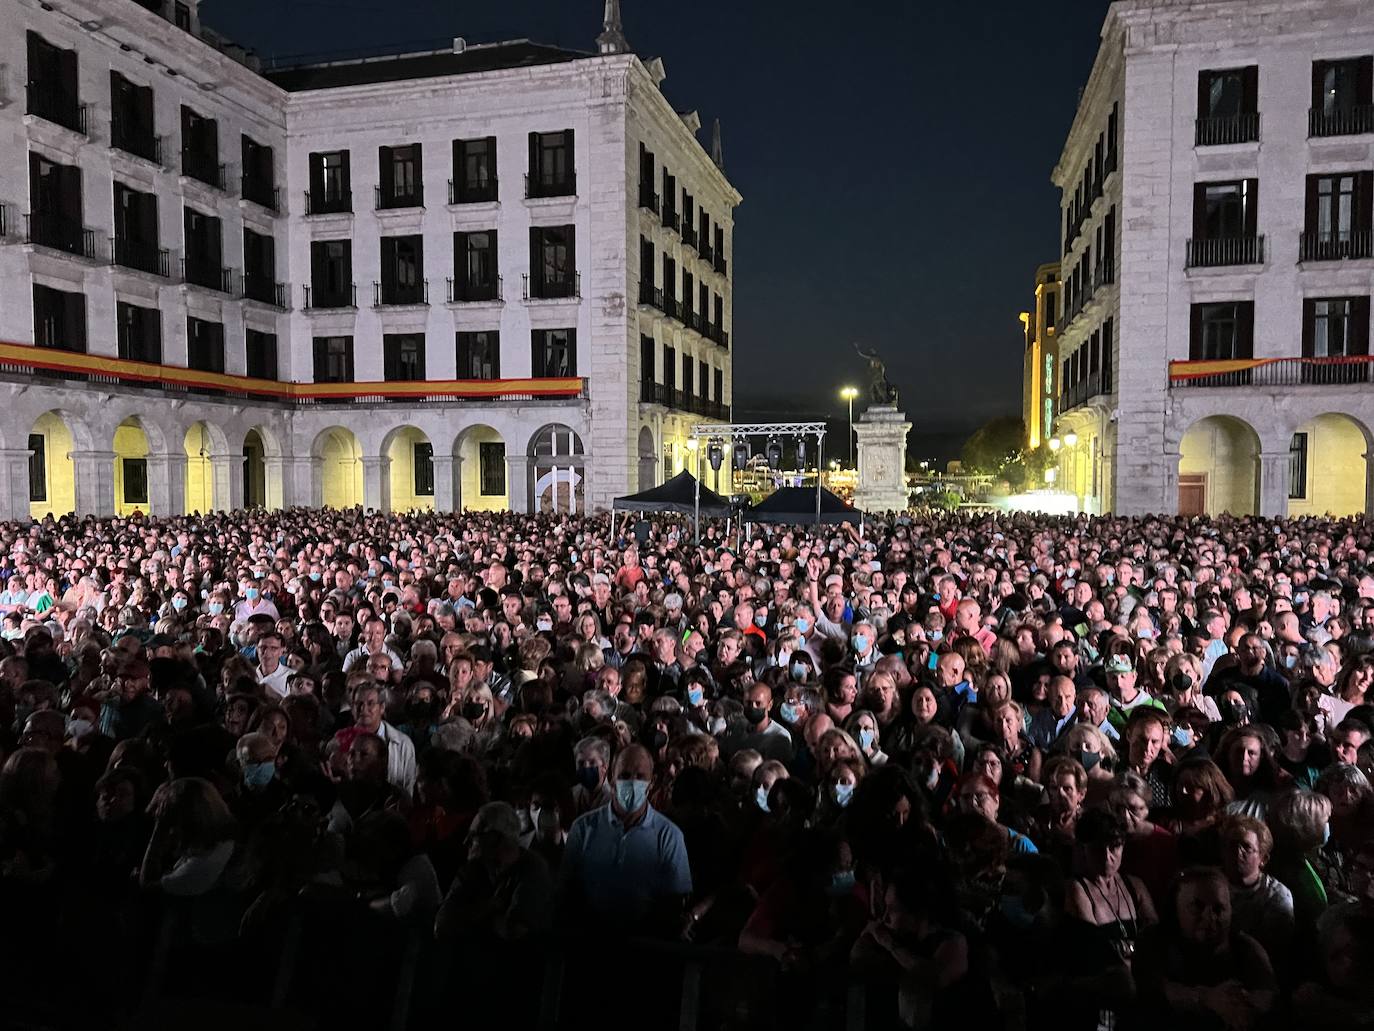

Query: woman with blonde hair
[[1060, 722, 1117, 804], [815, 727, 864, 780], [1266, 789, 1334, 937], [1162, 651, 1220, 722]]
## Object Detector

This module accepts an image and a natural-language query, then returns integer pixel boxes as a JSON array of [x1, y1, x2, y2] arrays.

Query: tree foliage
[[960, 417, 1026, 474]]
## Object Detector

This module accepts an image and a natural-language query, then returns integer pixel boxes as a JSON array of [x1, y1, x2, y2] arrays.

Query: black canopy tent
[[612, 470, 732, 516], [743, 485, 861, 525]]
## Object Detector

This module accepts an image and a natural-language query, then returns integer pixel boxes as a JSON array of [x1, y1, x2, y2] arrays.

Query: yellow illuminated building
[[1021, 263, 1061, 449]]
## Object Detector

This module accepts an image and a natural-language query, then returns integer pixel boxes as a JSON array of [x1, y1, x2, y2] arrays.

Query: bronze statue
[[854, 343, 899, 405]]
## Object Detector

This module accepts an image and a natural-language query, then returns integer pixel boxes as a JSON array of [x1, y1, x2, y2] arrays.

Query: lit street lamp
[[840, 386, 858, 469]]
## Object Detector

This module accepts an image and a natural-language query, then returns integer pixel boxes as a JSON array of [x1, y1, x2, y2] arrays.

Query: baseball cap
[[1104, 654, 1135, 675]]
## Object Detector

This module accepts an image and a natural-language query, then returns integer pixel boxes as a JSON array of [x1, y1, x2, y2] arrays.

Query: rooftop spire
[[711, 118, 724, 169], [597, 0, 629, 54]]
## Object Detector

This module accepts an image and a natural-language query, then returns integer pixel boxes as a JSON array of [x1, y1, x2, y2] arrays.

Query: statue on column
[[854, 343, 899, 405]]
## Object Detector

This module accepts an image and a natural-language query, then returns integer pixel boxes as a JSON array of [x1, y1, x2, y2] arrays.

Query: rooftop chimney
[[711, 118, 724, 169], [597, 0, 629, 54]]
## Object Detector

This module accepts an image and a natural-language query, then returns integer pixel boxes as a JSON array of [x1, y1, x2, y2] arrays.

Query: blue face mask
[[795, 617, 811, 635], [309, 572, 322, 582], [1284, 654, 1298, 670], [614, 778, 648, 813], [246, 587, 260, 601], [828, 869, 857, 896], [207, 602, 224, 616], [755, 785, 770, 812], [851, 634, 870, 655], [243, 761, 275, 788], [171, 597, 188, 611], [832, 782, 855, 808], [930, 630, 943, 642], [1171, 725, 1192, 748], [779, 702, 800, 724], [1073, 748, 1102, 772], [858, 728, 876, 751], [687, 686, 704, 706], [576, 766, 601, 790]]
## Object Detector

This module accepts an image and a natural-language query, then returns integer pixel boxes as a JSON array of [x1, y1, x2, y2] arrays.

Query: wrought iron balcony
[[181, 154, 226, 191], [110, 113, 161, 164], [1170, 355, 1374, 388], [523, 271, 581, 300], [1299, 229, 1373, 262], [376, 184, 424, 210], [240, 175, 279, 212], [1061, 371, 1105, 412], [638, 282, 663, 310], [525, 173, 575, 199], [449, 177, 498, 204], [26, 83, 86, 135], [304, 189, 352, 216], [303, 283, 356, 309], [446, 275, 503, 303], [1195, 112, 1260, 146], [25, 212, 97, 259], [662, 207, 680, 232], [241, 275, 286, 307], [111, 236, 169, 277], [638, 184, 660, 214], [181, 259, 235, 294], [681, 222, 698, 249], [1185, 235, 1265, 268], [713, 252, 728, 276], [1309, 104, 1374, 138], [373, 279, 429, 307]]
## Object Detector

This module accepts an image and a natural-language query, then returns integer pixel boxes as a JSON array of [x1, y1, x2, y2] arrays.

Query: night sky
[[204, 0, 1113, 459]]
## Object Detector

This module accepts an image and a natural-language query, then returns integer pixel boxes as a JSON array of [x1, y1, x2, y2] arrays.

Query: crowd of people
[[4, 503, 1374, 1028]]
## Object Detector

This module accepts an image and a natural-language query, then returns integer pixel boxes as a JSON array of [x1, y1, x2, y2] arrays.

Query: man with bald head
[[560, 744, 691, 932]]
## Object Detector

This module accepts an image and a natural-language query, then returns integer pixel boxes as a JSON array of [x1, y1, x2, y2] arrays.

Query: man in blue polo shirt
[[560, 743, 691, 933]]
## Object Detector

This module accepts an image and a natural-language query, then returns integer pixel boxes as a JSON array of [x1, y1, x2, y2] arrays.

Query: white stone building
[[1051, 0, 1374, 517], [0, 0, 738, 520]]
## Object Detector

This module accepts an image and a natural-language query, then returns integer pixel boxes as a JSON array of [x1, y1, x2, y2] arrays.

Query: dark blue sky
[[205, 0, 1111, 448]]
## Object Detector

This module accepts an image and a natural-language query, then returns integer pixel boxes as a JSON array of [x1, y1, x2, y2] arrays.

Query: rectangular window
[[122, 458, 148, 505], [308, 150, 351, 213], [309, 239, 352, 306], [110, 72, 156, 162], [27, 433, 45, 503], [531, 329, 576, 378], [240, 135, 275, 209], [529, 225, 576, 298], [1290, 433, 1309, 500], [183, 206, 224, 291], [25, 31, 82, 134], [1189, 301, 1254, 361], [179, 105, 220, 186], [456, 331, 500, 379], [174, 2, 191, 29], [714, 368, 724, 408], [242, 227, 277, 304], [454, 230, 498, 301], [1196, 180, 1259, 239], [479, 441, 506, 496], [378, 143, 422, 208], [413, 442, 434, 496], [640, 334, 656, 385], [699, 359, 710, 400], [664, 345, 676, 392], [245, 329, 277, 379], [186, 317, 224, 373], [32, 284, 86, 352], [663, 255, 677, 310], [379, 235, 424, 304], [528, 129, 575, 197], [1302, 296, 1370, 382], [1197, 67, 1258, 120], [113, 181, 160, 274], [312, 336, 354, 383], [453, 137, 497, 202], [383, 333, 425, 381], [28, 152, 85, 254], [682, 353, 694, 401], [1312, 57, 1374, 120], [116, 301, 161, 363]]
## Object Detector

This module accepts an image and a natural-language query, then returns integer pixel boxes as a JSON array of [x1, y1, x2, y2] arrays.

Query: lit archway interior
[[385, 426, 435, 513], [457, 425, 507, 512], [638, 425, 657, 491], [530, 423, 585, 515], [1178, 415, 1260, 516], [28, 411, 75, 519], [243, 429, 267, 509], [1289, 413, 1369, 517], [317, 427, 362, 510], [113, 418, 151, 516], [184, 422, 216, 514]]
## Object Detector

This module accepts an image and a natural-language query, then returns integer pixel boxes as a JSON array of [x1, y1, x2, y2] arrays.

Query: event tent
[[611, 470, 732, 515], [742, 485, 862, 525]]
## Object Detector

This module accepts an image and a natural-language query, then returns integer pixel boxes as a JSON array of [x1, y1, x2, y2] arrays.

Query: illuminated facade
[[0, 0, 737, 520], [1020, 262, 1060, 449]]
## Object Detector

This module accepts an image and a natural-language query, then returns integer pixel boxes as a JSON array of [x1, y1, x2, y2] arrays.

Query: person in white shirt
[[342, 617, 403, 673], [254, 631, 291, 699], [347, 681, 416, 797]]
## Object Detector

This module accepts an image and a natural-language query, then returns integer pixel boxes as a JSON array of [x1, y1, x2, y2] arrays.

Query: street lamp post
[[840, 386, 858, 469]]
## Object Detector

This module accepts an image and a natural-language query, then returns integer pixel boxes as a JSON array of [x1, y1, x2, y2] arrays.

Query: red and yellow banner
[[0, 341, 583, 401], [1169, 355, 1374, 380]]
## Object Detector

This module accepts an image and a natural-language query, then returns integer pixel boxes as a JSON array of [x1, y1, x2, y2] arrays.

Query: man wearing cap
[[1104, 654, 1166, 733], [435, 801, 554, 945], [97, 658, 164, 742]]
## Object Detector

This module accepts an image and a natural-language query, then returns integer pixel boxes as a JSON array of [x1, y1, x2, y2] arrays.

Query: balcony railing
[[446, 276, 503, 303], [664, 295, 682, 322], [111, 236, 169, 277], [688, 311, 705, 335], [1299, 230, 1374, 262], [25, 212, 97, 259], [1092, 257, 1116, 290], [181, 154, 226, 191], [1309, 104, 1374, 138], [714, 253, 728, 276], [304, 189, 352, 216], [1061, 371, 1104, 412], [681, 223, 698, 249], [449, 178, 498, 204], [525, 173, 576, 199], [241, 275, 286, 307], [1170, 355, 1374, 388], [1195, 112, 1260, 146], [376, 184, 424, 210], [523, 272, 581, 300], [662, 207, 680, 232], [181, 259, 235, 294], [638, 184, 660, 214], [1103, 148, 1118, 178], [0, 340, 585, 405], [700, 240, 716, 265], [1185, 235, 1265, 268], [373, 279, 429, 307], [638, 282, 663, 309], [303, 283, 356, 309], [241, 176, 279, 212], [110, 115, 162, 164], [706, 324, 730, 349], [26, 83, 86, 135]]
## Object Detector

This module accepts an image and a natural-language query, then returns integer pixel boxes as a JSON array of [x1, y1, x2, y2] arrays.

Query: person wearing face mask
[[233, 576, 279, 623], [843, 709, 889, 767], [560, 744, 691, 933], [732, 682, 794, 763], [229, 731, 286, 827], [816, 758, 864, 829]]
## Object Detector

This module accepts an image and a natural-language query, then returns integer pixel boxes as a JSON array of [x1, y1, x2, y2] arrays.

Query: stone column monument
[[851, 345, 911, 513]]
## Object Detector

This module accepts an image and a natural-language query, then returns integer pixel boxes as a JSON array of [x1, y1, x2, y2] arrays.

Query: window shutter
[[1197, 71, 1210, 119], [340, 151, 351, 193], [1353, 297, 1371, 356], [484, 136, 497, 182], [490, 333, 501, 378], [1358, 171, 1374, 229], [454, 231, 466, 284], [1359, 56, 1374, 105], [1189, 304, 1204, 360], [412, 142, 423, 190], [531, 330, 543, 378], [310, 241, 325, 289], [528, 132, 539, 181], [313, 339, 325, 381], [379, 145, 394, 198], [380, 237, 396, 291], [208, 216, 221, 265], [26, 32, 41, 83], [1304, 175, 1319, 235], [1312, 61, 1326, 110], [1301, 299, 1316, 357], [1193, 183, 1208, 238], [1237, 302, 1254, 359], [529, 226, 541, 290], [457, 333, 472, 378], [452, 138, 463, 183], [565, 224, 576, 277], [1245, 178, 1259, 237], [309, 153, 324, 199], [1242, 66, 1259, 114], [563, 129, 575, 175], [566, 329, 577, 376]]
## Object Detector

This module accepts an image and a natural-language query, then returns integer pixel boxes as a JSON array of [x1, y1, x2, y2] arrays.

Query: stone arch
[[28, 410, 77, 519], [1288, 411, 1373, 516], [242, 425, 282, 510], [528, 422, 585, 515], [183, 419, 232, 514], [113, 416, 152, 516], [453, 423, 507, 512], [380, 424, 435, 513], [311, 426, 363, 510], [1177, 415, 1261, 516], [637, 425, 658, 491]]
